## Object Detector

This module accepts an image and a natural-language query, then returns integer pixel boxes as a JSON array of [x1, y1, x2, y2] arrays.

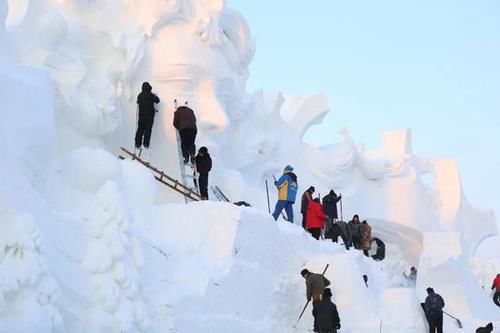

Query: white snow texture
[[0, 0, 498, 332]]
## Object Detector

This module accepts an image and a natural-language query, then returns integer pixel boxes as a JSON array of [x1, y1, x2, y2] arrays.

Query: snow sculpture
[[82, 181, 149, 332], [3, 0, 499, 331], [0, 205, 62, 332]]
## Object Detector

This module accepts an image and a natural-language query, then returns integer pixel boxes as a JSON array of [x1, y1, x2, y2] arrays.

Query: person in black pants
[[135, 82, 160, 151], [173, 102, 197, 164], [195, 146, 212, 200], [423, 287, 445, 333], [313, 288, 341, 333]]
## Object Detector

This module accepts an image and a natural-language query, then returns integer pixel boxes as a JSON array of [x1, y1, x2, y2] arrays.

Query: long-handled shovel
[[297, 264, 330, 322], [265, 180, 271, 214], [444, 311, 463, 329]]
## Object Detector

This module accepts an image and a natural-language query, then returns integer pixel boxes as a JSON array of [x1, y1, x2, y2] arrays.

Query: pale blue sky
[[230, 1, 500, 223]]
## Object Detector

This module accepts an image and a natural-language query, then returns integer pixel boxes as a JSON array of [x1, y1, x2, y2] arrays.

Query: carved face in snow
[[148, 1, 254, 136]]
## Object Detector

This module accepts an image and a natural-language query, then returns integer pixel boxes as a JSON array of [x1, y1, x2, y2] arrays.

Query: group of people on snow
[[133, 82, 212, 200], [271, 166, 384, 261], [301, 266, 497, 333], [135, 85, 499, 332]]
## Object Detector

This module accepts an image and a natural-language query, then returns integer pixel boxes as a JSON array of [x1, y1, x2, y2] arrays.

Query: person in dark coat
[[348, 215, 362, 249], [312, 288, 341, 333], [476, 322, 494, 333], [370, 238, 385, 261], [195, 146, 212, 200], [423, 287, 445, 333], [322, 190, 341, 221], [301, 186, 315, 229], [135, 82, 160, 151], [173, 102, 197, 164]]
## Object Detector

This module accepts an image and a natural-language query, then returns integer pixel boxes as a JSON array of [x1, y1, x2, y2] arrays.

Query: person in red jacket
[[491, 273, 500, 307], [306, 198, 327, 240]]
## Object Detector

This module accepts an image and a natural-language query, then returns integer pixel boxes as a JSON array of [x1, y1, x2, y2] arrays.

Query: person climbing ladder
[[173, 101, 197, 164], [135, 82, 160, 159]]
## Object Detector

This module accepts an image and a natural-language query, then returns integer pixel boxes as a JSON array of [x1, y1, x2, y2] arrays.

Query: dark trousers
[[312, 300, 320, 332], [198, 173, 209, 199], [135, 116, 154, 148], [301, 212, 307, 229], [272, 200, 294, 222], [180, 128, 197, 160], [494, 291, 500, 307], [308, 228, 321, 240], [428, 313, 443, 333]]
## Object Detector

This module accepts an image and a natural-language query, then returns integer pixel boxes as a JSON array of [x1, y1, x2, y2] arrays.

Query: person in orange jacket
[[306, 198, 327, 240]]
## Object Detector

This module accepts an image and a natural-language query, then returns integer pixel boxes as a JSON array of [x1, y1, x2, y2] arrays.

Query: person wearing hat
[[322, 190, 342, 223], [272, 165, 298, 223], [422, 287, 445, 333], [195, 146, 212, 200], [135, 82, 160, 157], [312, 288, 341, 333], [301, 186, 315, 229], [301, 269, 331, 332]]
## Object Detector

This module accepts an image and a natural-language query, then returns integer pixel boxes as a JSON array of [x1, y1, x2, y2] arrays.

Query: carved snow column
[[82, 181, 149, 332], [432, 159, 497, 257], [0, 206, 63, 331], [281, 92, 330, 181]]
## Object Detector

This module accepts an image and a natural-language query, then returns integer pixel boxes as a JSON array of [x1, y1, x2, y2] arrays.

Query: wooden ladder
[[120, 147, 202, 202]]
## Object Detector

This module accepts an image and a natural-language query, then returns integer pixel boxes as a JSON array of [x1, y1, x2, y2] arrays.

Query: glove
[[336, 323, 341, 329]]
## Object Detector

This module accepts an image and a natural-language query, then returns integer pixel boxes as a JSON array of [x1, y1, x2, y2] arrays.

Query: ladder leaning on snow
[[120, 147, 202, 202]]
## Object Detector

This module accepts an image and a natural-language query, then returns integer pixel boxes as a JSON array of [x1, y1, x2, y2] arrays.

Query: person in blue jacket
[[272, 165, 298, 223]]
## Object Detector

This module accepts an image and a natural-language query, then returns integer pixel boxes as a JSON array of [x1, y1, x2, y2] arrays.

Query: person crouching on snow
[[195, 146, 212, 200], [272, 165, 298, 223]]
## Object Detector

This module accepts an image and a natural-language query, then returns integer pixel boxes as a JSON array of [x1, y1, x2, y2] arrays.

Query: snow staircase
[[120, 147, 202, 202]]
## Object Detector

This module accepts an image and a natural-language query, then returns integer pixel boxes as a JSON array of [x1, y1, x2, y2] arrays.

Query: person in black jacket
[[312, 288, 341, 333], [301, 186, 315, 229], [195, 146, 212, 200], [173, 102, 197, 164], [423, 287, 445, 333], [322, 190, 341, 222], [135, 82, 160, 152]]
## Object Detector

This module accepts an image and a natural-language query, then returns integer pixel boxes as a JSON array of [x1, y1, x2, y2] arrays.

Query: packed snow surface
[[0, 0, 499, 332]]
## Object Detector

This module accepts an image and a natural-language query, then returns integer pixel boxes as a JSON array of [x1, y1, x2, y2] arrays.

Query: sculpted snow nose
[[197, 91, 229, 134]]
